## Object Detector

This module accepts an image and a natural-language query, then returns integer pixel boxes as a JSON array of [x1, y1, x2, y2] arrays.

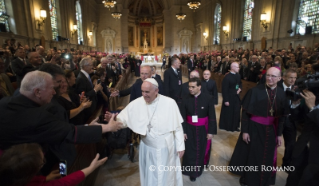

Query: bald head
[[140, 65, 152, 81], [230, 62, 240, 73], [189, 70, 200, 78], [203, 70, 211, 80], [267, 67, 281, 77]]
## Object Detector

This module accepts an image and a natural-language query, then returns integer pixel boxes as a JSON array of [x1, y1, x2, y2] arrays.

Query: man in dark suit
[[187, 55, 195, 77], [161, 55, 166, 71], [11, 47, 27, 87], [75, 56, 103, 121], [277, 69, 298, 167], [247, 55, 261, 82], [217, 58, 227, 75], [214, 56, 222, 72], [151, 66, 164, 90], [164, 57, 182, 102], [202, 70, 218, 105], [130, 65, 164, 102]]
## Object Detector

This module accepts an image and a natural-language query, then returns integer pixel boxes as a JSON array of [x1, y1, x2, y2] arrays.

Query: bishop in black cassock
[[180, 78, 217, 181], [229, 67, 289, 186], [219, 62, 242, 131]]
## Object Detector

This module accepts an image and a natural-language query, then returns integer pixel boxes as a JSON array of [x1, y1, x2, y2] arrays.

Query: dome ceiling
[[128, 0, 164, 16]]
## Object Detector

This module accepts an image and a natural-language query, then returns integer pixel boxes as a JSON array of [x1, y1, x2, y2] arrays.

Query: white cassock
[[117, 94, 185, 186]]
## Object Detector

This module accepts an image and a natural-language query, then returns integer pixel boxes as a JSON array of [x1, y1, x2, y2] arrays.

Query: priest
[[219, 62, 242, 131], [229, 67, 290, 186], [180, 78, 217, 182], [115, 78, 185, 186]]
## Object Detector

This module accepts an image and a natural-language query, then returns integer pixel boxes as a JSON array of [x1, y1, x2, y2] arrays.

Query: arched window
[[49, 0, 58, 40], [0, 0, 10, 32], [75, 1, 83, 45], [214, 4, 222, 45], [296, 0, 319, 35], [242, 0, 254, 40]]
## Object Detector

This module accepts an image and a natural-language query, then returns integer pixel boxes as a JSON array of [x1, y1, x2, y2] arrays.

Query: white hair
[[79, 56, 92, 69], [20, 71, 52, 94]]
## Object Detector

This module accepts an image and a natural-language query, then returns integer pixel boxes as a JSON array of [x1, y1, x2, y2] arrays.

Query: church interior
[[0, 0, 319, 186]]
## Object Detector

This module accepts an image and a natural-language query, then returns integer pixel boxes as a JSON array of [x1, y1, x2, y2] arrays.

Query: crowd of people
[[0, 38, 319, 186]]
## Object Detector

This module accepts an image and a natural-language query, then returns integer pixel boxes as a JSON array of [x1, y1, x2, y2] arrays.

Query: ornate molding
[[178, 28, 193, 38], [100, 27, 116, 38]]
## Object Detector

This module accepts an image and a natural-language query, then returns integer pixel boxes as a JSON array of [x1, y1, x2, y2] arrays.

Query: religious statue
[[143, 31, 148, 53]]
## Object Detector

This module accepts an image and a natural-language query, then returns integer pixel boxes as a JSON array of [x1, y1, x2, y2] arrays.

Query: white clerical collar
[[146, 94, 160, 105], [230, 71, 236, 74], [81, 69, 90, 80], [205, 79, 209, 82], [194, 91, 201, 98], [283, 82, 291, 91]]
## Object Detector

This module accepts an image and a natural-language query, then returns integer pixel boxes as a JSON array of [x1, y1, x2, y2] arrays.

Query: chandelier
[[111, 12, 122, 19], [102, 0, 116, 10], [187, 1, 201, 11], [111, 5, 122, 20], [176, 6, 186, 22]]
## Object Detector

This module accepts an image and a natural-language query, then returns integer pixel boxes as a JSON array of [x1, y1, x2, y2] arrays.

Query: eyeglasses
[[266, 74, 279, 78]]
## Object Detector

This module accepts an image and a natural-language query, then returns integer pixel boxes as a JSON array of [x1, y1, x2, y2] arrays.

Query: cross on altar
[[147, 123, 153, 132]]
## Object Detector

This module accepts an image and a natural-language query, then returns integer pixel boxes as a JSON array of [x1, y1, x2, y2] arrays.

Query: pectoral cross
[[269, 108, 274, 116], [147, 123, 153, 132]]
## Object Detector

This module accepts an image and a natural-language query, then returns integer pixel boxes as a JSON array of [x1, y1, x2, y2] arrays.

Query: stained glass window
[[76, 2, 83, 45], [296, 0, 319, 35], [49, 0, 58, 40], [243, 0, 254, 40], [0, 0, 9, 32], [214, 4, 221, 45]]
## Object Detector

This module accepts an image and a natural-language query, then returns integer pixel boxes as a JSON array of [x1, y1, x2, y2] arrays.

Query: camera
[[61, 53, 72, 60], [59, 160, 67, 176], [97, 79, 101, 84], [286, 72, 319, 101]]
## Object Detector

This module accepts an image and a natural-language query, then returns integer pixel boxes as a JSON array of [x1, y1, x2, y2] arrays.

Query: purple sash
[[186, 116, 211, 165], [251, 115, 278, 174]]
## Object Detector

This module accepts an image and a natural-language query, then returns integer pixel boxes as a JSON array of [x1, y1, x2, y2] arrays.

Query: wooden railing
[[109, 66, 132, 111], [180, 64, 257, 100]]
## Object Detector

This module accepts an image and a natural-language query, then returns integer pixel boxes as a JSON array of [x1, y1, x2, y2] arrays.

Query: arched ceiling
[[127, 0, 164, 16]]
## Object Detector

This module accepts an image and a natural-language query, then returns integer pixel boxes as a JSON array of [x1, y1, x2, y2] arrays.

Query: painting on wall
[[140, 28, 150, 47], [128, 26, 134, 46], [157, 26, 163, 46]]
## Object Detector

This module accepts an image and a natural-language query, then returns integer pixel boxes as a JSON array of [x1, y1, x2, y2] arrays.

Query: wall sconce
[[223, 25, 229, 37], [71, 25, 77, 37], [260, 13, 268, 29], [88, 31, 93, 37], [203, 32, 208, 40], [36, 9, 47, 30]]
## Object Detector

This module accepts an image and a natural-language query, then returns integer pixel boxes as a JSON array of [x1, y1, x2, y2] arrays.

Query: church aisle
[[94, 70, 288, 186]]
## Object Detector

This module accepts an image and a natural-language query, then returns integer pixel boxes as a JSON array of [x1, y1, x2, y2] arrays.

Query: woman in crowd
[[0, 143, 107, 186], [58, 71, 92, 125]]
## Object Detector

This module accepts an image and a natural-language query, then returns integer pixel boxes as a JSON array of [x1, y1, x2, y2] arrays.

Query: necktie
[[88, 76, 93, 88], [286, 87, 291, 105]]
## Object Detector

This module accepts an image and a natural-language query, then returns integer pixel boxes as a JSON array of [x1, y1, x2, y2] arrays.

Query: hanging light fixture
[[102, 0, 116, 10], [187, 1, 201, 11], [176, 6, 186, 22], [111, 5, 122, 20]]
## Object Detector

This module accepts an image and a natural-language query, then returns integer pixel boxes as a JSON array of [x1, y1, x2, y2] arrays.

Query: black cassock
[[229, 84, 289, 186], [180, 93, 217, 178], [134, 60, 142, 77], [219, 72, 242, 131]]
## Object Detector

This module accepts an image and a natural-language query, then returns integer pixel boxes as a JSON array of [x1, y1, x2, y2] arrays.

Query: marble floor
[[94, 70, 288, 186]]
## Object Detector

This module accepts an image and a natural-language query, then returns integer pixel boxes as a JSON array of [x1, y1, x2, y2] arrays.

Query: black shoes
[[190, 176, 196, 182]]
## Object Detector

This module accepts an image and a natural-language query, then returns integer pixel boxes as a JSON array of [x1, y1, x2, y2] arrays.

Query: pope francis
[[116, 78, 185, 186]]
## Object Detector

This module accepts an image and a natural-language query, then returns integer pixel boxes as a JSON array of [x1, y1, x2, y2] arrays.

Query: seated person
[[0, 143, 107, 186]]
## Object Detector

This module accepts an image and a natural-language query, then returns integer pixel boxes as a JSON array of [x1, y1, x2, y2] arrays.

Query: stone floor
[[94, 69, 288, 186]]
